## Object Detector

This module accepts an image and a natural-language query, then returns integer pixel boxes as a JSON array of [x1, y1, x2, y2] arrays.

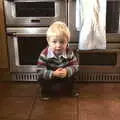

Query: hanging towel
[[76, 0, 107, 50]]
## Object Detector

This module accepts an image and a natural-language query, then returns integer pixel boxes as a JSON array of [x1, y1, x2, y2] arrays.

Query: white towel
[[76, 0, 107, 50]]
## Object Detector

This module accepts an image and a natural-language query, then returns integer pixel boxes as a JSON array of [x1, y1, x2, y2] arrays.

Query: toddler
[[37, 21, 79, 100]]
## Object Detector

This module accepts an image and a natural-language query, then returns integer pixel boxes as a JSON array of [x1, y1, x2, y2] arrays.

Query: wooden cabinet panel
[[0, 0, 8, 68]]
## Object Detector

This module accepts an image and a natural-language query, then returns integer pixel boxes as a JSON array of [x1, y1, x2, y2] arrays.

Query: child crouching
[[37, 21, 79, 100]]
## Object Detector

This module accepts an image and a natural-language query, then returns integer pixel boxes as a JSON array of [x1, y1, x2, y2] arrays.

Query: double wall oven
[[4, 0, 120, 81], [4, 0, 68, 81]]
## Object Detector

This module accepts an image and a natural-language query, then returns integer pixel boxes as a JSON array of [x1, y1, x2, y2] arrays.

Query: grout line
[[27, 92, 38, 120], [76, 96, 80, 120]]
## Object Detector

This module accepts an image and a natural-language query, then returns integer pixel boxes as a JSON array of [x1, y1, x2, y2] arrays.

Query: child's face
[[48, 36, 68, 55]]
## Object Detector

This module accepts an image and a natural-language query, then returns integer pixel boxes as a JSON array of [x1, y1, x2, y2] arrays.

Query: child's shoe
[[72, 91, 80, 97], [39, 89, 51, 101], [40, 93, 51, 101], [40, 96, 50, 101]]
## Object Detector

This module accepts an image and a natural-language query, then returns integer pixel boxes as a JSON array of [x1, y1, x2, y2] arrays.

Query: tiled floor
[[0, 82, 120, 120]]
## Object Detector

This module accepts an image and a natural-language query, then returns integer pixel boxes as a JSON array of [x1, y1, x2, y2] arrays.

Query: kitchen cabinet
[[0, 0, 11, 81], [0, 0, 8, 68]]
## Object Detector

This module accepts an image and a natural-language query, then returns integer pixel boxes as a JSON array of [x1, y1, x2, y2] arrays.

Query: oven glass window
[[15, 2, 55, 17], [18, 37, 48, 65]]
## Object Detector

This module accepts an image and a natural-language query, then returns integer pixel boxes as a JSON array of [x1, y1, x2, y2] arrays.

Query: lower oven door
[[7, 27, 48, 72]]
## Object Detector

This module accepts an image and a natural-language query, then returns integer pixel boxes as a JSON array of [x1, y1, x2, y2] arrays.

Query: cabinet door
[[0, 0, 8, 68]]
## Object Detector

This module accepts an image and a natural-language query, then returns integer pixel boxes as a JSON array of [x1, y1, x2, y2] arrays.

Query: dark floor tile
[[76, 83, 120, 99], [0, 118, 27, 120], [0, 97, 34, 120], [105, 99, 120, 120], [78, 99, 114, 120], [30, 97, 78, 120], [0, 82, 39, 97], [0, 83, 12, 96]]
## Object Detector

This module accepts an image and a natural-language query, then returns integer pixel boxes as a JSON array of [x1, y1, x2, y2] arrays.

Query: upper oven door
[[4, 0, 67, 27]]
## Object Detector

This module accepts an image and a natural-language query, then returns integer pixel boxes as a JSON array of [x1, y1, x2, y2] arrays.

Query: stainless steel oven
[[7, 27, 48, 75], [4, 0, 67, 27]]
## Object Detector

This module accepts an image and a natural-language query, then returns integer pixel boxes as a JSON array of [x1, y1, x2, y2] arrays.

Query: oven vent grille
[[12, 72, 39, 81], [78, 72, 120, 82], [11, 72, 120, 82]]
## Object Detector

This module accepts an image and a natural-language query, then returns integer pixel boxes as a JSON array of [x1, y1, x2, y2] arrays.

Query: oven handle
[[7, 32, 46, 37]]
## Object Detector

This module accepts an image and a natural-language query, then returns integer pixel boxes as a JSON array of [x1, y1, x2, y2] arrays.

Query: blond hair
[[46, 21, 71, 41]]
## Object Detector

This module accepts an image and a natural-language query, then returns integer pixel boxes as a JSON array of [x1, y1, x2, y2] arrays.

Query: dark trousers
[[38, 75, 76, 96]]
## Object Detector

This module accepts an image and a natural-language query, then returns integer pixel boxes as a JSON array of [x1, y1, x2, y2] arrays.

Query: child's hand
[[60, 68, 67, 78], [53, 68, 67, 78]]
